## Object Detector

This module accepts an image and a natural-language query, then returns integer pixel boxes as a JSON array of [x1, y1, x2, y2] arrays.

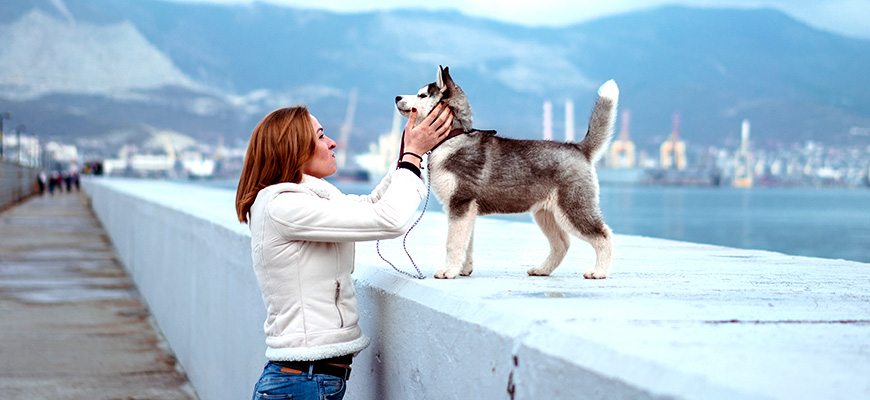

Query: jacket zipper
[[334, 280, 344, 328]]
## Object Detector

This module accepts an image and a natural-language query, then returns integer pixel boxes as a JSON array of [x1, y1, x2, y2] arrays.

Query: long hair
[[235, 106, 316, 223]]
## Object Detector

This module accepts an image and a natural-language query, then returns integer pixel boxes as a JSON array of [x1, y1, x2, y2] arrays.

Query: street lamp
[[0, 111, 11, 160]]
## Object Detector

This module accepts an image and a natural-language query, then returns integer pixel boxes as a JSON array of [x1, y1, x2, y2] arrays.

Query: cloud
[[772, 0, 870, 38], [171, 0, 870, 39]]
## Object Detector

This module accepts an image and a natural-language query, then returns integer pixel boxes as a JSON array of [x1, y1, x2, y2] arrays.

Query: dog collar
[[396, 127, 498, 168], [430, 128, 497, 152]]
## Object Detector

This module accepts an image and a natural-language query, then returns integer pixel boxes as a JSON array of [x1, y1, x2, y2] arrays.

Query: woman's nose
[[328, 139, 337, 150]]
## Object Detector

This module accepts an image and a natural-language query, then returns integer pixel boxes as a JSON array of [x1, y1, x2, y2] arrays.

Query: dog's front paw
[[583, 269, 608, 279], [460, 261, 473, 276], [434, 268, 460, 279], [527, 267, 552, 276]]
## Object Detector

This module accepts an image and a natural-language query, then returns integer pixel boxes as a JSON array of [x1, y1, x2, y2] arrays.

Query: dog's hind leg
[[460, 227, 474, 276], [554, 190, 614, 278], [528, 209, 571, 276], [580, 224, 613, 279], [436, 201, 477, 279], [559, 218, 613, 279]]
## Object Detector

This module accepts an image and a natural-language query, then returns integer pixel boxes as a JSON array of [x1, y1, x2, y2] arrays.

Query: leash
[[376, 161, 431, 280], [375, 125, 495, 279]]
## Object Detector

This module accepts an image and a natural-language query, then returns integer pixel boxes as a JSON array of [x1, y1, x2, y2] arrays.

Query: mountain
[[1, 0, 869, 159], [563, 6, 870, 147], [0, 9, 197, 100]]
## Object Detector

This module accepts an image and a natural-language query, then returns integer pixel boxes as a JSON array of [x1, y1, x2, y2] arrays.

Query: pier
[[2, 177, 869, 399], [0, 190, 195, 398]]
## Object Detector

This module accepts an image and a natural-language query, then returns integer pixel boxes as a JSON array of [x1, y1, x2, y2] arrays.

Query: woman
[[236, 104, 453, 400]]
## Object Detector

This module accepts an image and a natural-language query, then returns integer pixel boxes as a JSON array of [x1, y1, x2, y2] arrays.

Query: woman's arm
[[266, 169, 425, 242], [271, 103, 452, 240], [344, 104, 452, 204], [344, 169, 395, 204]]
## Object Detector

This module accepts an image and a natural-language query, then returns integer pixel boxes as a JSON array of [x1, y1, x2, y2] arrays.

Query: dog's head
[[395, 65, 472, 132]]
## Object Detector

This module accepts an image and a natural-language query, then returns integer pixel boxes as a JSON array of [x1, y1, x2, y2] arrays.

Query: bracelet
[[397, 161, 422, 179], [401, 152, 424, 161]]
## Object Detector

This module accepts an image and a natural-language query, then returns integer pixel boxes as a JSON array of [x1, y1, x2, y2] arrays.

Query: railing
[[0, 161, 39, 211]]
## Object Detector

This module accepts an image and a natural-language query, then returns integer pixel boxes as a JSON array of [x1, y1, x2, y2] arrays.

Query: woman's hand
[[401, 103, 454, 167]]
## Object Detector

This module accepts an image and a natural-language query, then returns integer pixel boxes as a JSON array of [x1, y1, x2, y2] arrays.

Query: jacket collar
[[299, 174, 341, 199], [266, 175, 341, 200]]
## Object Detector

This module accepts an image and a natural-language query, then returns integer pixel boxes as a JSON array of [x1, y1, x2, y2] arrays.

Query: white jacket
[[248, 168, 425, 361]]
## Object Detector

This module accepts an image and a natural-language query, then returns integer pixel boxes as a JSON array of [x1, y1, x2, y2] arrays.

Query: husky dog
[[395, 66, 618, 279]]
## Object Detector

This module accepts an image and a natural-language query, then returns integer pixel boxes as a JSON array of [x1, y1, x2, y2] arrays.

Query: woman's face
[[301, 114, 337, 179]]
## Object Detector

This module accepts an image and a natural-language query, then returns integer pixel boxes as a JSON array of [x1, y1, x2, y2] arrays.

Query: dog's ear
[[436, 65, 448, 93], [438, 65, 453, 92]]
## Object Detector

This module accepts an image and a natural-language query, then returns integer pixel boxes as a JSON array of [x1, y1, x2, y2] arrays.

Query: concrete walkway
[[0, 192, 196, 399]]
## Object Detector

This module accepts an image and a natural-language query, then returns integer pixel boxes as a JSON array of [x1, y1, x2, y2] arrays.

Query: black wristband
[[397, 161, 422, 179], [401, 152, 424, 161]]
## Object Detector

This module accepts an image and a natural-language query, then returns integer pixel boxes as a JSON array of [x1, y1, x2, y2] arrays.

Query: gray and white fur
[[395, 66, 619, 279]]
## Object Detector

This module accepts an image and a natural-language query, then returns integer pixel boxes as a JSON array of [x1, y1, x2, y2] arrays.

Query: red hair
[[235, 106, 316, 223]]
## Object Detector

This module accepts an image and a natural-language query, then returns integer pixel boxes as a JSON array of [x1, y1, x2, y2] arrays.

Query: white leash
[[376, 163, 432, 279]]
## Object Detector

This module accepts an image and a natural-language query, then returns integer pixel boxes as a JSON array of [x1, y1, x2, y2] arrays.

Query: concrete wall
[[0, 161, 39, 210], [83, 177, 870, 400], [83, 178, 265, 400]]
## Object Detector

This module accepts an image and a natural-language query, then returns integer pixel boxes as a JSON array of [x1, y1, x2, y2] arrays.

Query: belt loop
[[307, 362, 314, 380]]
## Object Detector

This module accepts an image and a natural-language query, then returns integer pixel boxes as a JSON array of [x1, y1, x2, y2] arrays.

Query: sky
[[172, 0, 870, 39]]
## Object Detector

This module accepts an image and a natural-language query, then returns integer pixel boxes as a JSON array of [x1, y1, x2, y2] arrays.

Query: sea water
[[209, 179, 870, 264]]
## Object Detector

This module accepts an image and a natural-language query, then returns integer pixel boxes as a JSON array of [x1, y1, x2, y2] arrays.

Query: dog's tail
[[576, 80, 618, 163]]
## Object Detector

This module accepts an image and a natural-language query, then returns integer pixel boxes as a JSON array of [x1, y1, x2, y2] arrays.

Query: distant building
[[660, 112, 686, 170], [609, 110, 636, 168], [542, 100, 553, 140], [564, 99, 575, 142], [733, 119, 753, 188], [355, 109, 402, 179]]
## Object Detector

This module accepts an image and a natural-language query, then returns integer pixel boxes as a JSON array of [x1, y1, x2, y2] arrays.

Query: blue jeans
[[252, 362, 346, 400]]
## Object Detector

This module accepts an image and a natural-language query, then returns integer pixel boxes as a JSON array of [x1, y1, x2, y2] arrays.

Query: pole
[[16, 128, 21, 200]]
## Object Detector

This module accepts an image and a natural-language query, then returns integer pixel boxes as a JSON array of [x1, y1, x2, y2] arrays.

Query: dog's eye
[[418, 94, 427, 99]]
